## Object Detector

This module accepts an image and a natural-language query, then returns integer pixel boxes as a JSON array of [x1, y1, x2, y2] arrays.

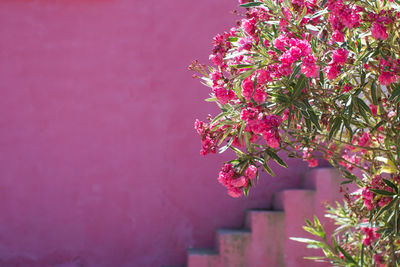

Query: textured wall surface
[[0, 1, 309, 266]]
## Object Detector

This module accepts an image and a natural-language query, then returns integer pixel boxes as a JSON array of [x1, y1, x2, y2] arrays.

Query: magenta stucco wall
[[0, 1, 309, 266]]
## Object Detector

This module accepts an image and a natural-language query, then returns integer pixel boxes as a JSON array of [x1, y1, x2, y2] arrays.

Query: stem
[[389, 234, 396, 267]]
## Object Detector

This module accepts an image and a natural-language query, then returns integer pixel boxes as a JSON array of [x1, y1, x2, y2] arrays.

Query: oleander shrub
[[191, 0, 400, 265]]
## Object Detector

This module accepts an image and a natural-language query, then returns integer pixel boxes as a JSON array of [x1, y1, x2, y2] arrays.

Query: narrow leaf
[[265, 150, 288, 168]]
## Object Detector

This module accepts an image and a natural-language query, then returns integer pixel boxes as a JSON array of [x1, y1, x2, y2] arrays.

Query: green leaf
[[355, 97, 372, 114], [354, 97, 370, 123], [262, 162, 275, 176], [389, 83, 400, 101], [239, 2, 264, 7], [205, 97, 217, 102], [293, 101, 307, 111], [218, 126, 233, 145], [382, 179, 398, 194], [305, 117, 312, 132], [292, 74, 307, 99], [243, 186, 249, 197], [289, 64, 302, 83], [290, 237, 321, 244], [238, 123, 246, 144], [319, 69, 325, 86], [231, 64, 255, 69], [360, 244, 364, 267], [237, 68, 257, 80], [341, 180, 353, 185], [308, 8, 329, 19], [337, 246, 358, 265], [371, 80, 378, 105], [329, 117, 342, 140], [308, 109, 321, 131], [219, 135, 235, 153], [211, 112, 228, 124], [371, 120, 385, 133], [343, 118, 353, 143], [374, 197, 396, 220], [369, 188, 395, 196], [265, 150, 288, 168]]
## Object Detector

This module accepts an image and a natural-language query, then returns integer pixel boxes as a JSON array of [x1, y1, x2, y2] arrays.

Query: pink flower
[[253, 89, 268, 103], [195, 120, 221, 156], [213, 87, 235, 105], [361, 187, 375, 210], [301, 55, 318, 77], [332, 30, 344, 42], [230, 176, 248, 188], [242, 78, 254, 100], [378, 71, 397, 85], [263, 129, 281, 148], [257, 69, 272, 84], [307, 158, 318, 167], [273, 35, 289, 51], [228, 187, 242, 198], [263, 39, 270, 48], [242, 18, 257, 36], [264, 114, 283, 128], [371, 22, 388, 40], [370, 104, 377, 115], [374, 254, 385, 267], [324, 64, 341, 80], [341, 11, 360, 29], [295, 39, 312, 56], [194, 119, 205, 135], [362, 227, 380, 246], [342, 84, 352, 92], [332, 48, 349, 66], [378, 197, 392, 207], [209, 53, 224, 66], [238, 37, 253, 51], [329, 14, 344, 32], [278, 63, 293, 76], [279, 48, 301, 64], [358, 132, 371, 147], [303, 148, 318, 167], [245, 165, 257, 180]]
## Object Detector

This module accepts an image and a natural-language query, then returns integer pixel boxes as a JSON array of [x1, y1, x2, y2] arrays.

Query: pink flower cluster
[[218, 164, 257, 197], [302, 147, 318, 167], [241, 106, 283, 148], [378, 58, 400, 86], [327, 0, 361, 42], [214, 87, 236, 105], [242, 76, 267, 103], [361, 227, 380, 246], [361, 176, 393, 211], [274, 36, 318, 78], [209, 30, 236, 68], [324, 48, 349, 80], [373, 254, 386, 267], [195, 119, 221, 156], [368, 9, 398, 40], [209, 69, 237, 105]]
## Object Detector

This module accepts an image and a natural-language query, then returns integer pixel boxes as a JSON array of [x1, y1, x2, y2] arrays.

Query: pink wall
[[0, 1, 309, 266]]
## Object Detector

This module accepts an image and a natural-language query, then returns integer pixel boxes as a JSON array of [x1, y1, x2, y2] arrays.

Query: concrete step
[[185, 168, 346, 267], [245, 210, 285, 267], [216, 229, 252, 267], [187, 249, 219, 267]]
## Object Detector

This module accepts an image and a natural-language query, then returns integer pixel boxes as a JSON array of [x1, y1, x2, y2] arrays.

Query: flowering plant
[[191, 0, 400, 264]]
